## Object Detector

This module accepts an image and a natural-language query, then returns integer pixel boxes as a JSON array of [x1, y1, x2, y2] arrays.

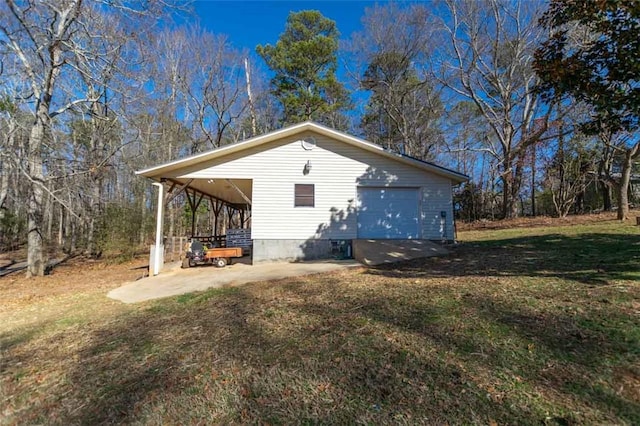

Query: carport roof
[[136, 121, 469, 183]]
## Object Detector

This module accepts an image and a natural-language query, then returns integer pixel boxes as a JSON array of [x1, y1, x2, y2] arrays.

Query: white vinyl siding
[[178, 132, 455, 240]]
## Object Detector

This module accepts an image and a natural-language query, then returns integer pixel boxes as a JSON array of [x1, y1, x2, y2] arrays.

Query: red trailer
[[182, 240, 243, 268]]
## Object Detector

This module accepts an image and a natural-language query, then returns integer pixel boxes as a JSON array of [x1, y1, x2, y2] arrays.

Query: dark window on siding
[[295, 184, 315, 207]]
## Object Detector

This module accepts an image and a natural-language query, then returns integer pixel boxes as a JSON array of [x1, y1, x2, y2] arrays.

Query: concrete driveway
[[108, 259, 360, 304], [108, 239, 449, 304]]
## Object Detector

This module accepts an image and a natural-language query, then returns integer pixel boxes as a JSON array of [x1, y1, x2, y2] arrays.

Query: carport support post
[[152, 182, 164, 276]]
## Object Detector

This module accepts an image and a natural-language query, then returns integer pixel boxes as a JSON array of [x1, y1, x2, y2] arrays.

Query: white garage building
[[137, 121, 468, 263]]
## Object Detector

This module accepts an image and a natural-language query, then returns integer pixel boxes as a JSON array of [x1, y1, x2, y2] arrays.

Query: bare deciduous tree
[[348, 3, 443, 159], [0, 0, 173, 276], [598, 130, 640, 220], [435, 0, 552, 218], [544, 130, 597, 218]]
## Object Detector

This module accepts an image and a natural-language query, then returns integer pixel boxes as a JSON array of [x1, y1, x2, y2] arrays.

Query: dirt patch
[[0, 256, 148, 312]]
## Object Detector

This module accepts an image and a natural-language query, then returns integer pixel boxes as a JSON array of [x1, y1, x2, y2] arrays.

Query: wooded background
[[1, 0, 638, 276]]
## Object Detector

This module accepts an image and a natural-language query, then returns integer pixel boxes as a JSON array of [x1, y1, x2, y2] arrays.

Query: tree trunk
[[0, 119, 13, 220], [617, 151, 633, 220], [70, 216, 77, 253], [501, 171, 520, 219], [575, 189, 584, 214], [598, 138, 614, 211], [139, 187, 147, 245], [601, 181, 612, 211], [168, 200, 175, 238], [502, 173, 512, 219], [504, 189, 518, 218], [617, 142, 640, 220], [0, 160, 7, 221], [26, 115, 46, 277], [86, 178, 101, 256], [530, 144, 536, 216], [46, 192, 53, 241], [244, 57, 258, 137], [86, 215, 96, 255], [58, 205, 64, 246]]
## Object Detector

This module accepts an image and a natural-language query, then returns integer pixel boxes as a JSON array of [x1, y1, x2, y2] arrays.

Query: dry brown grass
[[456, 209, 638, 232], [1, 220, 639, 424]]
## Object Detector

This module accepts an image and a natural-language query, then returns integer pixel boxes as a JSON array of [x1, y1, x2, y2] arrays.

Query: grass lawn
[[1, 219, 639, 424]]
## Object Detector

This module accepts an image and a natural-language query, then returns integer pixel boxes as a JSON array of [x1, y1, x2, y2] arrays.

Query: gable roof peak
[[136, 121, 468, 183]]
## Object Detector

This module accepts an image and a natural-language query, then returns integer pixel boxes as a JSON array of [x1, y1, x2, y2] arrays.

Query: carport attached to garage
[[356, 187, 420, 239]]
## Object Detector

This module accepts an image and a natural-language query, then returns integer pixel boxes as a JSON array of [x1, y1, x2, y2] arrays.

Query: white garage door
[[357, 187, 420, 239]]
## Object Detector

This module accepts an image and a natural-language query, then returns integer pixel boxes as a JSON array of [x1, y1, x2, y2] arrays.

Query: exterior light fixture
[[303, 160, 312, 175]]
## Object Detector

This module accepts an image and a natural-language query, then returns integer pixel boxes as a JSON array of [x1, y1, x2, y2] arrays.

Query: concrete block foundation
[[252, 239, 448, 265], [252, 239, 335, 263]]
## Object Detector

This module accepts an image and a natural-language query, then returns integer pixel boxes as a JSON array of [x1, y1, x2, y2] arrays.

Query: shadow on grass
[[366, 233, 640, 285], [48, 286, 525, 424], [4, 232, 639, 424], [6, 273, 636, 424], [0, 328, 42, 356]]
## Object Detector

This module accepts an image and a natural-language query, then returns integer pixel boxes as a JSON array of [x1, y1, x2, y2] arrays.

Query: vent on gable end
[[301, 136, 316, 150]]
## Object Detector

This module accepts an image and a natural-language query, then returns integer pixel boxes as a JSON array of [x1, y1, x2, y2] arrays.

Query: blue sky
[[193, 0, 378, 51], [192, 1, 387, 118]]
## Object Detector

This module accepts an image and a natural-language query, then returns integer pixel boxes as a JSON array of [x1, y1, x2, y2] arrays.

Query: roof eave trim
[[306, 123, 469, 182], [136, 121, 469, 183], [135, 121, 314, 177]]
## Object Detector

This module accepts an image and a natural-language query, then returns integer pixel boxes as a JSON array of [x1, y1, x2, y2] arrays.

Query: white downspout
[[152, 182, 164, 276]]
